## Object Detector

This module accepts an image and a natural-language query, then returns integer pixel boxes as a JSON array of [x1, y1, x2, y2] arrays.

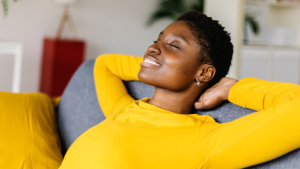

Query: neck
[[149, 87, 202, 114]]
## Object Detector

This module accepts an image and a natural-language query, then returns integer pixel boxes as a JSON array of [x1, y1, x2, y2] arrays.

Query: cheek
[[162, 55, 201, 90], [165, 57, 196, 78], [162, 64, 195, 90]]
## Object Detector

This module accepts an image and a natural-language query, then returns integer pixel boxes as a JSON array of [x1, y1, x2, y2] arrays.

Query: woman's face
[[138, 21, 202, 91]]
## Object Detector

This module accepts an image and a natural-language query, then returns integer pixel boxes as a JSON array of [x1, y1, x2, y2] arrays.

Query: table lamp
[[54, 0, 77, 5], [54, 0, 78, 39], [39, 0, 84, 97]]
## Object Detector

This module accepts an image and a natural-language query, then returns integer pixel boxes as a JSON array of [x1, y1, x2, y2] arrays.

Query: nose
[[147, 43, 161, 55]]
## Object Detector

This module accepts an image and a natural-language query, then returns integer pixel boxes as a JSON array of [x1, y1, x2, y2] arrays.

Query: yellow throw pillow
[[0, 92, 63, 169]]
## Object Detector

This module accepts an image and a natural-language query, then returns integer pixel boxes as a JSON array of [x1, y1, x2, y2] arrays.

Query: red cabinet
[[40, 38, 85, 97]]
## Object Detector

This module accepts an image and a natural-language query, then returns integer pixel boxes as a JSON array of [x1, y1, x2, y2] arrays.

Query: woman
[[59, 11, 300, 169]]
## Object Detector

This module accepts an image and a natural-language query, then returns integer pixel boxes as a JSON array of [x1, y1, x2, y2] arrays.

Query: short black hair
[[176, 10, 233, 88]]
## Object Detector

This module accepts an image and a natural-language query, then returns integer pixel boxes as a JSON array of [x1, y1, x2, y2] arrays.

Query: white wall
[[0, 0, 171, 92], [205, 0, 244, 79]]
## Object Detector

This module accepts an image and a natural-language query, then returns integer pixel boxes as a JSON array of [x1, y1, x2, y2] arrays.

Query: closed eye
[[168, 43, 180, 49]]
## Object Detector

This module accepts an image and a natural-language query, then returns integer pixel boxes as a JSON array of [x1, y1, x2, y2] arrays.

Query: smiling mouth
[[141, 56, 161, 67]]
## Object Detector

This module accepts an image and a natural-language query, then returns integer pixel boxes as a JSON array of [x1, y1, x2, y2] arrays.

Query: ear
[[196, 64, 216, 83]]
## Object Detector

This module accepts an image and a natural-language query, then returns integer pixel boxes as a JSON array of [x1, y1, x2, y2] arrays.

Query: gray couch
[[57, 59, 300, 169]]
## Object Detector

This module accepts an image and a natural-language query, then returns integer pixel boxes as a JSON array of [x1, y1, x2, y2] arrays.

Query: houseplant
[[244, 12, 260, 44], [147, 0, 204, 26], [147, 0, 260, 44], [1, 0, 19, 16]]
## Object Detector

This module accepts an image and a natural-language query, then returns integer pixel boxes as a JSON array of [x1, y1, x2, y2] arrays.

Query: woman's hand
[[194, 77, 238, 110]]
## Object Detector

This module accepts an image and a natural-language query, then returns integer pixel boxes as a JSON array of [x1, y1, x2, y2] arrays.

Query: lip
[[141, 55, 162, 67]]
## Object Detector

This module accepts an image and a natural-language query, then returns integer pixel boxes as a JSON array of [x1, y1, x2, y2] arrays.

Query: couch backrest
[[57, 60, 300, 169]]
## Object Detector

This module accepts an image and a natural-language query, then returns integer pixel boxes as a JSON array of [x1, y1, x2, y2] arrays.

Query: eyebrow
[[172, 33, 189, 44], [159, 31, 189, 45]]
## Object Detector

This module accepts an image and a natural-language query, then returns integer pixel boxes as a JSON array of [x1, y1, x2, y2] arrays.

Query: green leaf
[[2, 0, 8, 16], [2, 0, 20, 17], [191, 0, 204, 13], [147, 10, 177, 26], [245, 14, 260, 35], [146, 0, 188, 26], [159, 0, 188, 14]]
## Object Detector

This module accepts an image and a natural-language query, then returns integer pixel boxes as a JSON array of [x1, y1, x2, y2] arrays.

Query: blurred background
[[0, 0, 300, 96]]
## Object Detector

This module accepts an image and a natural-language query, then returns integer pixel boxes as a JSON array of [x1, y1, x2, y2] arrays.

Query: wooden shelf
[[206, 0, 300, 80], [245, 0, 300, 7], [270, 2, 300, 7], [243, 43, 300, 49]]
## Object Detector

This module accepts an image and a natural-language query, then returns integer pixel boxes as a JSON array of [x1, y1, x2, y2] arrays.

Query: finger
[[195, 99, 226, 110], [194, 101, 210, 110], [197, 91, 209, 102]]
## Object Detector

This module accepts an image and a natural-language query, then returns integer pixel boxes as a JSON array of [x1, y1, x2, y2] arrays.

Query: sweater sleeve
[[94, 54, 143, 117], [200, 77, 300, 169]]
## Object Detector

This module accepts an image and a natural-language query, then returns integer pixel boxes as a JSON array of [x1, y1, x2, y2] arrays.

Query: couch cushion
[[0, 92, 62, 169], [58, 60, 105, 155]]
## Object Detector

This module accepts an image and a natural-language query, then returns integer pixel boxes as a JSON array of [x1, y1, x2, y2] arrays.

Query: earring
[[196, 80, 200, 88]]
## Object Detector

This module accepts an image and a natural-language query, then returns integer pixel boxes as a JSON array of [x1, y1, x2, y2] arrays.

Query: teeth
[[144, 59, 160, 65]]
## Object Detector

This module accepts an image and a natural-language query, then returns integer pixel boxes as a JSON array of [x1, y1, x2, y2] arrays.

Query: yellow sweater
[[59, 54, 300, 169]]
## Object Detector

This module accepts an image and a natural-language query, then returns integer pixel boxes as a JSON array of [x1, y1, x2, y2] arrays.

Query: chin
[[138, 64, 195, 91], [138, 68, 164, 88], [138, 69, 153, 86], [138, 69, 188, 92]]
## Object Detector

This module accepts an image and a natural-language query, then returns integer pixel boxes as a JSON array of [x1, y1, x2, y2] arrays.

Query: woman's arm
[[199, 77, 300, 169], [94, 54, 143, 117]]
